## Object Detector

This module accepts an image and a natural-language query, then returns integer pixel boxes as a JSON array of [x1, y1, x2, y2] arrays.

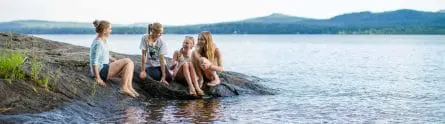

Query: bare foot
[[131, 89, 140, 97], [189, 88, 197, 96], [119, 89, 136, 98], [196, 89, 205, 96], [207, 79, 220, 87]]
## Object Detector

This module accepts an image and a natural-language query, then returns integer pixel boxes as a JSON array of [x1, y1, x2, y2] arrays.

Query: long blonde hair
[[198, 31, 216, 63]]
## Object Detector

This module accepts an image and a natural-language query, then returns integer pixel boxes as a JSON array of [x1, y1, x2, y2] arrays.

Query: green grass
[[0, 47, 58, 91], [52, 66, 61, 85], [30, 57, 43, 82], [0, 50, 26, 83], [91, 82, 97, 96], [36, 75, 49, 89], [0, 49, 49, 89], [30, 57, 52, 89]]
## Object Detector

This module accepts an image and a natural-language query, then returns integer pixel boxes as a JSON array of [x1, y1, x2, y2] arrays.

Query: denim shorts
[[146, 66, 172, 82], [99, 64, 110, 80]]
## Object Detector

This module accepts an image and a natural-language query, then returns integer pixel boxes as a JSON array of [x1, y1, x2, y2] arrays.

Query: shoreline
[[0, 32, 276, 115]]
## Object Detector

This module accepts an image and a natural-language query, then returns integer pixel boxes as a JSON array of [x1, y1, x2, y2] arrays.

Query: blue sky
[[1, 0, 444, 25]]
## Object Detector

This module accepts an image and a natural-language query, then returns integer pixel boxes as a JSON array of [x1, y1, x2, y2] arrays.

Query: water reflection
[[122, 106, 145, 124], [136, 98, 222, 123], [173, 99, 222, 123], [144, 100, 169, 123]]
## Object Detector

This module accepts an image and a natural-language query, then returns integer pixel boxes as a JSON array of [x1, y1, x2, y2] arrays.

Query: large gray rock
[[0, 32, 276, 115]]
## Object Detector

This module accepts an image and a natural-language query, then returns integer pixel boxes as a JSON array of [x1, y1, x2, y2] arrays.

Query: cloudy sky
[[1, 0, 444, 25]]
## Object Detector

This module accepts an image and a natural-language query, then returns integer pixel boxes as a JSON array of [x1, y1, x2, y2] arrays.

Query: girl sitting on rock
[[192, 31, 223, 87], [170, 36, 204, 96], [139, 22, 172, 85], [89, 20, 139, 98]]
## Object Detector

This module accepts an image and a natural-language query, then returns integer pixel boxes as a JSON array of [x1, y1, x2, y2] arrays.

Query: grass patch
[[30, 57, 43, 82], [30, 57, 52, 89], [91, 82, 97, 96], [4, 32, 14, 49], [50, 65, 61, 88], [0, 50, 26, 83], [36, 75, 49, 89]]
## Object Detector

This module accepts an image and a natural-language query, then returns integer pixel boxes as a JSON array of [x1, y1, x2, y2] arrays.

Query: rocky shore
[[0, 32, 276, 115]]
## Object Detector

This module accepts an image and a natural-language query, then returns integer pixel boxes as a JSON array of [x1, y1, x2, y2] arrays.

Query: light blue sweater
[[89, 38, 110, 75]]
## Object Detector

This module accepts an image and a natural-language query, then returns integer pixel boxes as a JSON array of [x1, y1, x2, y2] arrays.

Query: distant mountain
[[0, 20, 92, 29], [439, 10, 445, 13], [0, 20, 142, 34], [1, 9, 445, 34], [329, 9, 445, 26], [126, 23, 149, 27], [240, 13, 311, 23], [0, 20, 132, 29], [168, 9, 445, 34]]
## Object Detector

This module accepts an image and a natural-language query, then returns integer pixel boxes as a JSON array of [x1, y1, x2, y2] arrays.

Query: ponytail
[[93, 20, 110, 34], [147, 24, 153, 35]]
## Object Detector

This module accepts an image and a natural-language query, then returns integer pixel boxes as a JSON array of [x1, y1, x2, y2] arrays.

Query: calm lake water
[[2, 34, 445, 123]]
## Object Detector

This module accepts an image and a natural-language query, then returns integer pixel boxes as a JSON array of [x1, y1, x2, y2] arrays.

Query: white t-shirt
[[139, 34, 168, 67]]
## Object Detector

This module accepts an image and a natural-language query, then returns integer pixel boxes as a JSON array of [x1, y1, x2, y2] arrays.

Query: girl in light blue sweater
[[89, 20, 138, 98]]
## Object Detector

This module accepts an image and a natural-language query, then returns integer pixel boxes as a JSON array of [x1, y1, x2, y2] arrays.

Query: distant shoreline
[[1, 9, 445, 35], [29, 33, 445, 35]]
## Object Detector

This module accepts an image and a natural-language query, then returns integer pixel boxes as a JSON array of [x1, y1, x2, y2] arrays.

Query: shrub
[[0, 50, 26, 83]]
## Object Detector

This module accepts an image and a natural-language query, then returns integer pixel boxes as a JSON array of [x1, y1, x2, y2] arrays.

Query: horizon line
[[1, 8, 444, 26]]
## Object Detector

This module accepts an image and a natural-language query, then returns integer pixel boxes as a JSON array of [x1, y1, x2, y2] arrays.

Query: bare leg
[[175, 63, 197, 96], [182, 63, 197, 96], [206, 71, 220, 87], [120, 59, 137, 97], [107, 58, 136, 97], [191, 51, 204, 88], [188, 62, 204, 96], [200, 57, 221, 87], [123, 60, 139, 96]]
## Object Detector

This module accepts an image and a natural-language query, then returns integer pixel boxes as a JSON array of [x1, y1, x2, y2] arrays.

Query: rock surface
[[0, 32, 276, 115]]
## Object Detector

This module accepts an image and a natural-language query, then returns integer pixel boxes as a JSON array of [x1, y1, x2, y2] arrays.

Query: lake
[[2, 34, 445, 123]]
